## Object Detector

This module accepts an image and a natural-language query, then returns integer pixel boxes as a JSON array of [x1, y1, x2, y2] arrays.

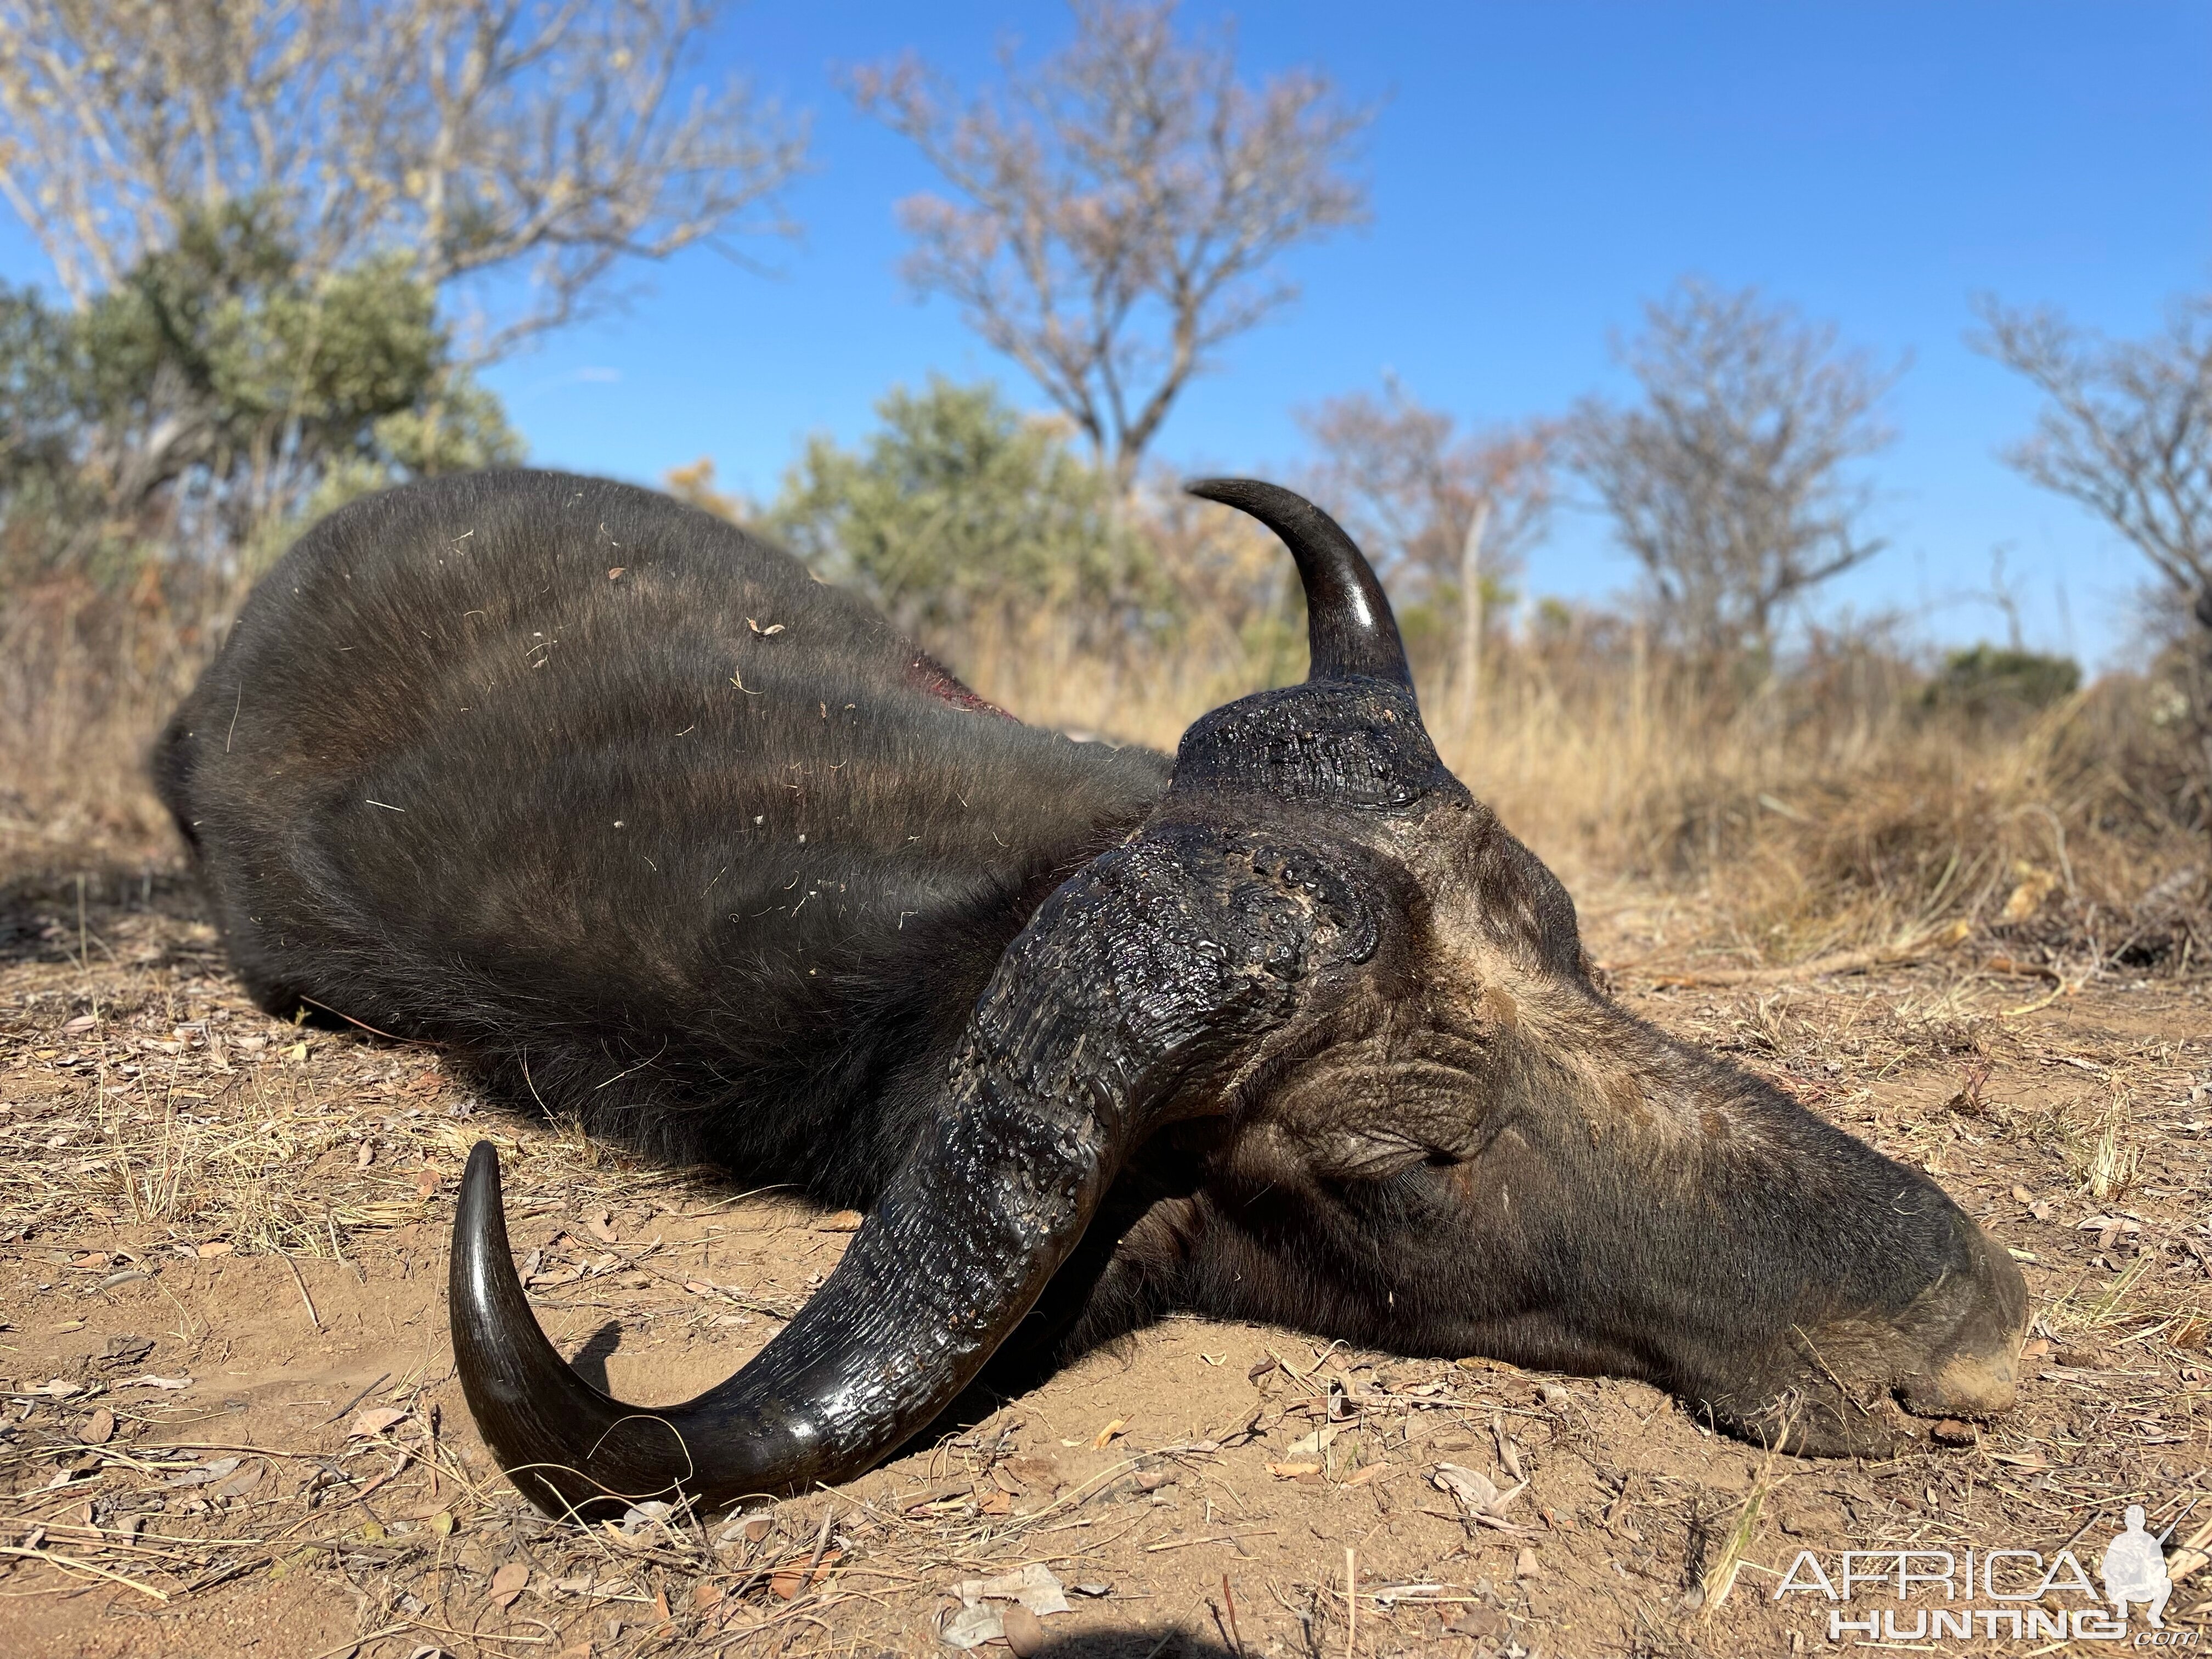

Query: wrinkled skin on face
[[1057, 769, 2027, 1457]]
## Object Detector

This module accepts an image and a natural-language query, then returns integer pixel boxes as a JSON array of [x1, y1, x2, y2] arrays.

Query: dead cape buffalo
[[155, 469, 2026, 1519]]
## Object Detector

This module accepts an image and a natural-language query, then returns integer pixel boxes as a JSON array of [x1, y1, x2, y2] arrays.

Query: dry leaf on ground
[[348, 1406, 409, 1438]]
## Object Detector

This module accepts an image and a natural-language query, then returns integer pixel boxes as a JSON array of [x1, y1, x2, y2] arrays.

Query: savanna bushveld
[[0, 5, 2207, 1659]]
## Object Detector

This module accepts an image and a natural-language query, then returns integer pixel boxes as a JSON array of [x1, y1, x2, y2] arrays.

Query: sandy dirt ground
[[1, 850, 2208, 1658]]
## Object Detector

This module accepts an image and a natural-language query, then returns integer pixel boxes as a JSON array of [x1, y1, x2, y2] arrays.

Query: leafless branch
[[1974, 291, 2212, 842], [1972, 294, 2212, 611], [851, 0, 1372, 488], [1568, 278, 1901, 663], [0, 0, 805, 358], [1299, 381, 1554, 599]]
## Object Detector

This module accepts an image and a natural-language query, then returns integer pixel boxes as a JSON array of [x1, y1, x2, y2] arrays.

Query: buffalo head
[[453, 479, 2025, 1518]]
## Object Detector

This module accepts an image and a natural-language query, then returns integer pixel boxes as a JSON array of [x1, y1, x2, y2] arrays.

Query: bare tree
[[1299, 381, 1553, 725], [1569, 279, 1901, 665], [1975, 294, 2212, 832], [851, 0, 1372, 489], [0, 0, 804, 357]]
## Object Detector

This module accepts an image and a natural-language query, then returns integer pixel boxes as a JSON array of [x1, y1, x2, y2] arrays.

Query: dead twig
[[278, 1251, 320, 1331], [0, 1540, 170, 1601]]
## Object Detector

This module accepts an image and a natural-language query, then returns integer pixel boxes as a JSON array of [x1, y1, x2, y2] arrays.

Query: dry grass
[[6, 548, 2207, 981], [957, 605, 2209, 985], [0, 577, 220, 860], [2, 850, 2208, 1656]]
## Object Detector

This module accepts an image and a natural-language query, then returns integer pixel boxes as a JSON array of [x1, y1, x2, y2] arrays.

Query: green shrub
[[1924, 644, 2081, 717]]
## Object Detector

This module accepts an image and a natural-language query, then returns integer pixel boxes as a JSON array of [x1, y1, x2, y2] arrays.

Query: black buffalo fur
[[156, 470, 1173, 1254], [160, 470, 2029, 1447]]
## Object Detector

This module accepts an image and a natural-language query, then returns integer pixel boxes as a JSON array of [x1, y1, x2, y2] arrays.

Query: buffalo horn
[[451, 825, 1318, 1519], [1183, 478, 1413, 691]]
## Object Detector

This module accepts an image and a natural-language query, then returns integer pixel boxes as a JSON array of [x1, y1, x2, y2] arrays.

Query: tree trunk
[[1453, 497, 1492, 738], [2195, 588, 2212, 861]]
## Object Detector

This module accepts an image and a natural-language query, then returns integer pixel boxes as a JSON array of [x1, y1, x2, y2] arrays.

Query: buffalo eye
[[1310, 1130, 1465, 1220], [1312, 1128, 1433, 1181]]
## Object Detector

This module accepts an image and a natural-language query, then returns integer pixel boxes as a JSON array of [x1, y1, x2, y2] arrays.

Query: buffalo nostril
[[1903, 1349, 2018, 1419], [1897, 1222, 2030, 1421], [1940, 1350, 2017, 1414]]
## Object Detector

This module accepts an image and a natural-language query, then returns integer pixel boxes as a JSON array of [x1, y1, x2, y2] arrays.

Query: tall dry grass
[[3, 555, 2204, 974], [0, 572, 233, 858], [958, 605, 2208, 973]]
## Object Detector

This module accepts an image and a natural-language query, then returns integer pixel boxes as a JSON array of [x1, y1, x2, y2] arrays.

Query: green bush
[[1924, 644, 2081, 718], [763, 378, 1161, 635], [1, 198, 517, 591]]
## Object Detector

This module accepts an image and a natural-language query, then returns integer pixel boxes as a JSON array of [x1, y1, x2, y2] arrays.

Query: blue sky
[[4, 3, 2206, 665]]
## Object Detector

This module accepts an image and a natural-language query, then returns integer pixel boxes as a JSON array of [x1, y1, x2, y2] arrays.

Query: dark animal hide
[[158, 470, 2028, 1520], [157, 471, 1168, 1215]]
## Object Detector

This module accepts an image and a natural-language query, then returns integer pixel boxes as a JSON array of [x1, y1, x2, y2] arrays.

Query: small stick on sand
[[279, 1253, 320, 1331]]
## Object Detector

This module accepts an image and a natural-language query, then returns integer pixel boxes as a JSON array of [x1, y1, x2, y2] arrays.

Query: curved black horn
[[452, 826, 1324, 1520], [1184, 478, 1412, 690]]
